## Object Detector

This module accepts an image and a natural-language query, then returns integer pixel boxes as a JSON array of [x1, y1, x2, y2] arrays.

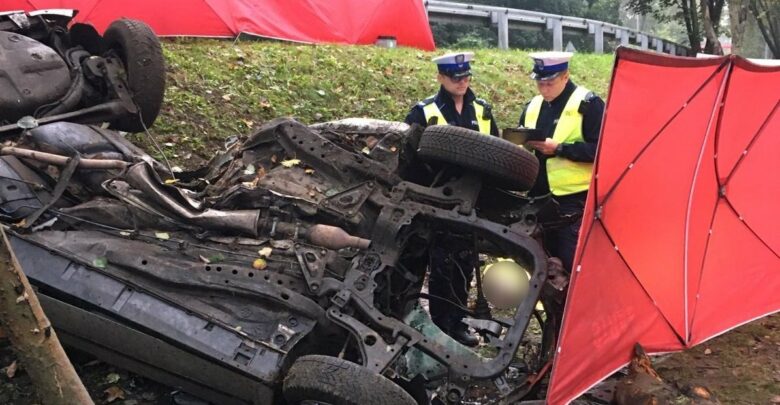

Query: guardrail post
[[588, 23, 604, 54], [491, 11, 509, 50], [616, 29, 630, 46], [637, 34, 649, 49], [546, 18, 563, 51], [653, 37, 664, 52]]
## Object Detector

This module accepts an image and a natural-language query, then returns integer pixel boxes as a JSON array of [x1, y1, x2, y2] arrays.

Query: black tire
[[283, 355, 416, 405], [417, 125, 539, 191], [103, 19, 165, 133]]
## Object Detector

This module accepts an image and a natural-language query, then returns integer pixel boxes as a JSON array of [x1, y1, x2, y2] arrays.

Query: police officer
[[405, 52, 499, 136], [518, 51, 605, 273], [404, 52, 498, 347]]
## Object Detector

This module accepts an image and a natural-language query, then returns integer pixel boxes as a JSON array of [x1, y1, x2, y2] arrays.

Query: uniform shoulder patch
[[417, 95, 437, 107], [474, 98, 492, 109], [578, 91, 598, 114]]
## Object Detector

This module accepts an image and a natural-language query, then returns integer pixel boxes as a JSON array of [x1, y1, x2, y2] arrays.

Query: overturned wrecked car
[[0, 115, 576, 404], [0, 11, 573, 403], [0, 10, 165, 134]]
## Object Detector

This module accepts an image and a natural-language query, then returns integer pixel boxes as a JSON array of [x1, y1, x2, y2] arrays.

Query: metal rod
[[0, 147, 129, 169]]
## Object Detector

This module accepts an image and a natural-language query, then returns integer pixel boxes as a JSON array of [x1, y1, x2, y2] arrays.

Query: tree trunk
[[730, 0, 750, 54], [0, 228, 94, 405], [701, 0, 724, 54], [750, 0, 780, 57], [680, 0, 703, 53]]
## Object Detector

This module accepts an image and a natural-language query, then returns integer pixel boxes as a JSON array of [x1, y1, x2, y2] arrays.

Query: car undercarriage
[[0, 9, 573, 404]]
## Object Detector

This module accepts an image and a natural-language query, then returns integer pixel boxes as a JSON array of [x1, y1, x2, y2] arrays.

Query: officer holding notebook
[[517, 51, 605, 273]]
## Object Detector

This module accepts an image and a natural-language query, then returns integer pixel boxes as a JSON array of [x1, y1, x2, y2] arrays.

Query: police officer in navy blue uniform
[[404, 52, 498, 347], [518, 52, 605, 273], [405, 52, 499, 136]]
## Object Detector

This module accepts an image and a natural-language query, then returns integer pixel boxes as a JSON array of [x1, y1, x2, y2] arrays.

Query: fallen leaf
[[171, 166, 183, 173], [105, 372, 121, 384], [258, 247, 273, 258], [5, 361, 17, 379], [163, 142, 175, 147], [119, 231, 131, 236], [207, 254, 224, 263], [198, 255, 211, 264], [281, 159, 301, 168], [703, 348, 712, 355], [222, 94, 232, 101], [15, 293, 28, 304], [243, 164, 256, 175], [271, 155, 277, 163], [252, 258, 267, 270], [690, 386, 711, 399], [304, 168, 315, 174], [316, 89, 326, 96], [103, 385, 125, 403], [93, 257, 108, 269], [164, 179, 178, 185], [155, 232, 171, 240]]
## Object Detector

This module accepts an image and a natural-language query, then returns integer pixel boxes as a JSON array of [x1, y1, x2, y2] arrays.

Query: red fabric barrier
[[7, 0, 435, 49], [547, 47, 780, 404]]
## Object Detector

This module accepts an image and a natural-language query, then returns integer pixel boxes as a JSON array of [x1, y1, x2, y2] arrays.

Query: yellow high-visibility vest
[[524, 86, 593, 196], [422, 100, 492, 135]]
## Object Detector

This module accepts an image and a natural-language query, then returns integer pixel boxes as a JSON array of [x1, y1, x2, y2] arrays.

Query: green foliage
[[135, 39, 613, 167]]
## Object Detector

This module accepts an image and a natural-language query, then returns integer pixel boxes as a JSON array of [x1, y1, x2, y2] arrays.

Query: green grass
[[134, 39, 614, 165]]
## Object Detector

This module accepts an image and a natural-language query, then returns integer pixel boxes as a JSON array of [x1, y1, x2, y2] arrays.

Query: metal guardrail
[[425, 0, 691, 55]]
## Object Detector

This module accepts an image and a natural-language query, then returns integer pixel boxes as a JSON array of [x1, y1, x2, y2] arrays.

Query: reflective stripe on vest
[[523, 86, 593, 196], [422, 101, 492, 135]]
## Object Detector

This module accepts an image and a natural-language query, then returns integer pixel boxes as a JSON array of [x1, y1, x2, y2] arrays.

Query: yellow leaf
[[281, 159, 301, 168], [304, 168, 315, 174], [252, 258, 267, 270]]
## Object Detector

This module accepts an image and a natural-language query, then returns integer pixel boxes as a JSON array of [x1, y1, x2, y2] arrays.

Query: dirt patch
[[656, 313, 780, 404]]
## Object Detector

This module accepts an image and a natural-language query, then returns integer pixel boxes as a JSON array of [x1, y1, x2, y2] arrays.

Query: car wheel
[[103, 19, 165, 133], [283, 355, 416, 405], [417, 125, 539, 191]]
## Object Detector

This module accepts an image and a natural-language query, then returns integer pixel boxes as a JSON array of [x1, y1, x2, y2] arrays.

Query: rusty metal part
[[306, 224, 370, 250], [1, 146, 129, 169]]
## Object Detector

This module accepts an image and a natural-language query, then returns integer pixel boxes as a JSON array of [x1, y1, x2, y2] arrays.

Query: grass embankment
[[133, 39, 614, 166]]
